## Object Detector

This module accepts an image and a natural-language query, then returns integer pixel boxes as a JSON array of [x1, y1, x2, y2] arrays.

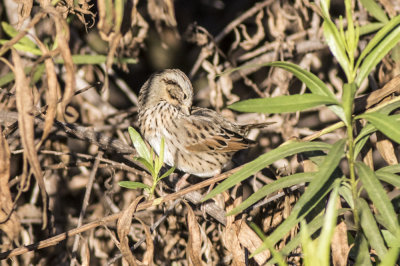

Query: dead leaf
[[376, 132, 398, 166], [331, 220, 350, 266], [0, 128, 21, 246], [12, 49, 48, 229], [35, 38, 59, 148], [117, 195, 144, 266], [184, 201, 203, 266], [239, 10, 265, 50], [13, 0, 33, 28], [223, 193, 246, 266]]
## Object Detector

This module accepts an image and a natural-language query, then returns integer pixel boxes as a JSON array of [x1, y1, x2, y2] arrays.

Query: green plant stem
[[346, 121, 359, 226]]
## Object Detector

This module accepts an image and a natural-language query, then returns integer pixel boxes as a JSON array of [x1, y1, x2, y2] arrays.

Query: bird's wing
[[182, 108, 253, 153]]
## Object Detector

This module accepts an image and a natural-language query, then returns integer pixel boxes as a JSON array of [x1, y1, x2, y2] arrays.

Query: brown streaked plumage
[[138, 69, 272, 177]]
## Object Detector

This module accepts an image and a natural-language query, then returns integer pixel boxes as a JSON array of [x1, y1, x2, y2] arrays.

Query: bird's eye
[[183, 94, 187, 100]]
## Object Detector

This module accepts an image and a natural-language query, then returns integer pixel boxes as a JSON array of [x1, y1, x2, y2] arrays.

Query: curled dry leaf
[[331, 220, 350, 266], [223, 192, 270, 264], [239, 10, 265, 50], [0, 128, 21, 246], [12, 49, 48, 229], [35, 38, 59, 148], [147, 0, 177, 27], [183, 201, 203, 266], [376, 132, 398, 165], [117, 195, 151, 266], [80, 238, 90, 266], [223, 193, 246, 265], [13, 0, 33, 28], [45, 7, 75, 117]]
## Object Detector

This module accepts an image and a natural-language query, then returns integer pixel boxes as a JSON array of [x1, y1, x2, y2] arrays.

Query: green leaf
[[358, 112, 400, 144], [317, 179, 340, 264], [381, 230, 400, 248], [223, 61, 345, 121], [228, 94, 338, 114], [342, 83, 356, 126], [356, 15, 400, 86], [273, 208, 348, 263], [359, 0, 388, 23], [118, 181, 151, 190], [1, 22, 38, 48], [202, 141, 332, 202], [54, 54, 137, 65], [339, 182, 354, 209], [155, 137, 165, 175], [300, 221, 319, 266], [357, 198, 388, 258], [376, 164, 400, 174], [0, 64, 45, 87], [128, 127, 152, 163], [376, 171, 400, 188], [223, 61, 336, 98], [359, 22, 386, 35], [158, 166, 176, 181], [353, 232, 373, 266], [252, 139, 346, 256], [355, 162, 400, 236], [227, 172, 315, 216], [265, 62, 336, 98], [135, 157, 155, 177], [250, 223, 288, 266], [378, 247, 400, 266], [323, 20, 351, 80], [0, 40, 42, 55]]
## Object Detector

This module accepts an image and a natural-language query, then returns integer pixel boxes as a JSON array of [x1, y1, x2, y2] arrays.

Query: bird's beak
[[182, 105, 190, 116]]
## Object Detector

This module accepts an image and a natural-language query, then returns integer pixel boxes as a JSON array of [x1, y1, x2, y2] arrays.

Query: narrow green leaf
[[323, 20, 351, 80], [357, 15, 400, 66], [359, 0, 388, 23], [317, 179, 340, 265], [339, 182, 354, 209], [154, 138, 165, 176], [357, 198, 388, 258], [274, 208, 349, 262], [223, 61, 336, 99], [320, 0, 332, 19], [202, 141, 332, 201], [300, 221, 319, 266], [342, 83, 356, 126], [228, 94, 338, 114], [359, 22, 386, 35], [0, 40, 42, 55], [252, 139, 346, 256], [53, 54, 137, 65], [118, 181, 151, 190], [356, 15, 400, 86], [353, 232, 373, 266], [159, 166, 175, 181], [355, 162, 400, 236], [250, 223, 288, 266], [128, 127, 152, 163], [358, 112, 400, 144], [135, 157, 155, 177], [379, 247, 400, 266], [264, 62, 336, 98], [376, 164, 400, 174], [376, 171, 400, 188], [1, 22, 38, 48], [227, 172, 315, 216], [381, 230, 400, 248]]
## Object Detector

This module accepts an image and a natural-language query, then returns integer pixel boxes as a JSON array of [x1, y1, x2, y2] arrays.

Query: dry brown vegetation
[[0, 0, 399, 265]]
